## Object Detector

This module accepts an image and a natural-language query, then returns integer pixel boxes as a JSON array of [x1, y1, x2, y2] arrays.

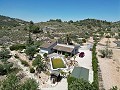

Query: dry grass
[[52, 58, 66, 69]]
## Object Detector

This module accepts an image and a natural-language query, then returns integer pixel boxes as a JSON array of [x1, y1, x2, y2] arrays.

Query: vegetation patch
[[67, 76, 95, 90], [52, 58, 66, 69], [10, 44, 26, 51], [92, 42, 99, 89], [20, 59, 29, 67]]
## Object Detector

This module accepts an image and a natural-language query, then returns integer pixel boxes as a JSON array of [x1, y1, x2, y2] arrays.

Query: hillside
[[0, 15, 28, 29], [35, 19, 120, 36], [0, 15, 119, 45]]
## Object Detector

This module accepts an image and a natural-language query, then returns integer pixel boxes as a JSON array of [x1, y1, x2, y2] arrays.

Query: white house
[[40, 40, 57, 54], [40, 40, 80, 55]]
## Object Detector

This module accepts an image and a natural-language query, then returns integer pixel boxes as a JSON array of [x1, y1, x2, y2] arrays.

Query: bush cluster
[[10, 44, 26, 51], [67, 76, 95, 90]]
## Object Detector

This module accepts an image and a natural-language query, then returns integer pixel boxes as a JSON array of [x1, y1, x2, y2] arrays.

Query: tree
[[30, 67, 35, 73], [0, 74, 38, 90], [0, 49, 11, 62], [30, 21, 34, 25], [29, 25, 40, 33], [36, 60, 47, 73], [20, 79, 38, 90], [26, 31, 34, 46], [28, 20, 41, 34], [25, 45, 36, 60], [66, 34, 71, 45], [32, 55, 46, 73], [68, 20, 74, 24], [0, 74, 20, 90], [65, 53, 69, 58], [26, 21, 34, 46], [67, 77, 95, 90], [56, 19, 62, 22], [32, 55, 42, 66], [0, 64, 6, 75], [43, 53, 48, 60], [4, 62, 13, 74], [0, 62, 13, 75]]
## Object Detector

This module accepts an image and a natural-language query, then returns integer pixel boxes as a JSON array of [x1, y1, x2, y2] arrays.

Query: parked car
[[79, 52, 85, 58]]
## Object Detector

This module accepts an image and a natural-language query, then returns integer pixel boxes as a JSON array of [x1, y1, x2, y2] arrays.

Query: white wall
[[40, 49, 49, 54]]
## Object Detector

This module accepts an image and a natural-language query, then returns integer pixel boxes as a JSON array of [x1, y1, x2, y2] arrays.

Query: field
[[52, 58, 66, 69]]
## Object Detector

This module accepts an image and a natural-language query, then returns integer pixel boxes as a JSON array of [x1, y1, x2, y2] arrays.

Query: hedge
[[92, 42, 99, 89]]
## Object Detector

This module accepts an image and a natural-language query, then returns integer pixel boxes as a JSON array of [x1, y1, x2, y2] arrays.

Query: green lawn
[[52, 58, 66, 69]]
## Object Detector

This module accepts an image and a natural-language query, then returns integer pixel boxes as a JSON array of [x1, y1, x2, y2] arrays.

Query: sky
[[0, 0, 120, 22]]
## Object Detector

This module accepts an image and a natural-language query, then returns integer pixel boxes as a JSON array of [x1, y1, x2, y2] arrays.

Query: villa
[[40, 40, 80, 56], [39, 39, 93, 88]]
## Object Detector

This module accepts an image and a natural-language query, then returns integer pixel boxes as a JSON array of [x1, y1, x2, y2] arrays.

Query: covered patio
[[53, 44, 79, 56]]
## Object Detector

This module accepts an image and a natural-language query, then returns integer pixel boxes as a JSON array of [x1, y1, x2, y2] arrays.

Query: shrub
[[0, 62, 13, 75], [20, 60, 29, 67], [0, 64, 6, 75], [110, 86, 118, 90], [10, 44, 26, 51], [0, 49, 11, 63], [106, 35, 111, 38], [99, 48, 113, 58], [43, 53, 48, 60], [30, 67, 35, 73], [82, 38, 86, 43]]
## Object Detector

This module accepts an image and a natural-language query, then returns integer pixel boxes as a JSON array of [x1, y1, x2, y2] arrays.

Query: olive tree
[[25, 45, 36, 60]]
